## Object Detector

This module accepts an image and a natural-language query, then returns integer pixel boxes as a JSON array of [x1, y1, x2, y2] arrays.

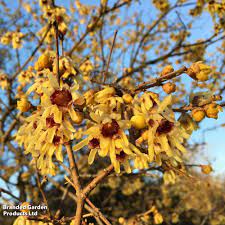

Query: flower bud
[[204, 103, 222, 119], [130, 115, 146, 129], [201, 165, 213, 174], [162, 82, 176, 94], [118, 217, 126, 224], [191, 108, 205, 122], [71, 111, 84, 124], [154, 212, 163, 224], [122, 93, 133, 104], [161, 65, 174, 76], [34, 52, 54, 71]]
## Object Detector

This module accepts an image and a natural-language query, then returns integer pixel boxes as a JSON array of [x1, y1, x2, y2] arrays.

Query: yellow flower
[[178, 113, 197, 135], [12, 32, 24, 49], [53, 56, 77, 80], [130, 115, 147, 129], [16, 71, 83, 175], [171, 213, 179, 223], [163, 170, 176, 185], [17, 96, 31, 112], [153, 0, 170, 12], [118, 217, 126, 224], [1, 31, 24, 48], [122, 93, 133, 104], [20, 202, 30, 213], [18, 69, 35, 86], [133, 93, 189, 164], [74, 113, 132, 173], [13, 216, 53, 225], [93, 86, 124, 115], [42, 6, 69, 35], [39, 0, 51, 9], [34, 51, 55, 71], [0, 32, 12, 45], [73, 112, 149, 173], [38, 25, 55, 44]]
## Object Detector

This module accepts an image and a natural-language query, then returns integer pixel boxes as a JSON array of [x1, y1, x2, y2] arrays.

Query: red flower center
[[88, 138, 100, 149], [53, 136, 61, 146], [33, 122, 37, 129], [101, 119, 120, 138], [156, 119, 174, 135], [116, 151, 127, 162], [50, 89, 72, 107], [56, 16, 63, 23], [46, 115, 59, 128], [148, 119, 155, 127]]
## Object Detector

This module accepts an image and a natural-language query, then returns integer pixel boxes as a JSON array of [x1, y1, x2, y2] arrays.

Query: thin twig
[[86, 197, 112, 225], [104, 30, 118, 83], [35, 166, 51, 218], [83, 164, 114, 197], [54, 21, 60, 84], [0, 188, 20, 201], [134, 66, 187, 92]]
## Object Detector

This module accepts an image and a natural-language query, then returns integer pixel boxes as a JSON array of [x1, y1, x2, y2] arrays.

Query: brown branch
[[1, 112, 22, 144], [104, 30, 118, 83], [49, 178, 105, 225], [85, 197, 112, 225], [35, 166, 51, 218], [83, 164, 114, 197], [173, 100, 225, 113], [66, 144, 84, 225], [0, 187, 20, 201], [134, 66, 187, 92], [54, 21, 60, 84]]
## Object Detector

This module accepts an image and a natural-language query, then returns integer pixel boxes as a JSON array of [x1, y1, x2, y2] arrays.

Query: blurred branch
[[11, 23, 51, 80], [83, 164, 114, 197], [0, 187, 20, 201], [35, 167, 51, 218]]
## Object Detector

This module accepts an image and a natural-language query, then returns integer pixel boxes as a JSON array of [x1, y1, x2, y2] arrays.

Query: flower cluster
[[152, 0, 170, 12], [132, 93, 189, 166], [16, 54, 84, 175], [0, 31, 24, 49], [38, 0, 70, 43], [74, 86, 150, 173]]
